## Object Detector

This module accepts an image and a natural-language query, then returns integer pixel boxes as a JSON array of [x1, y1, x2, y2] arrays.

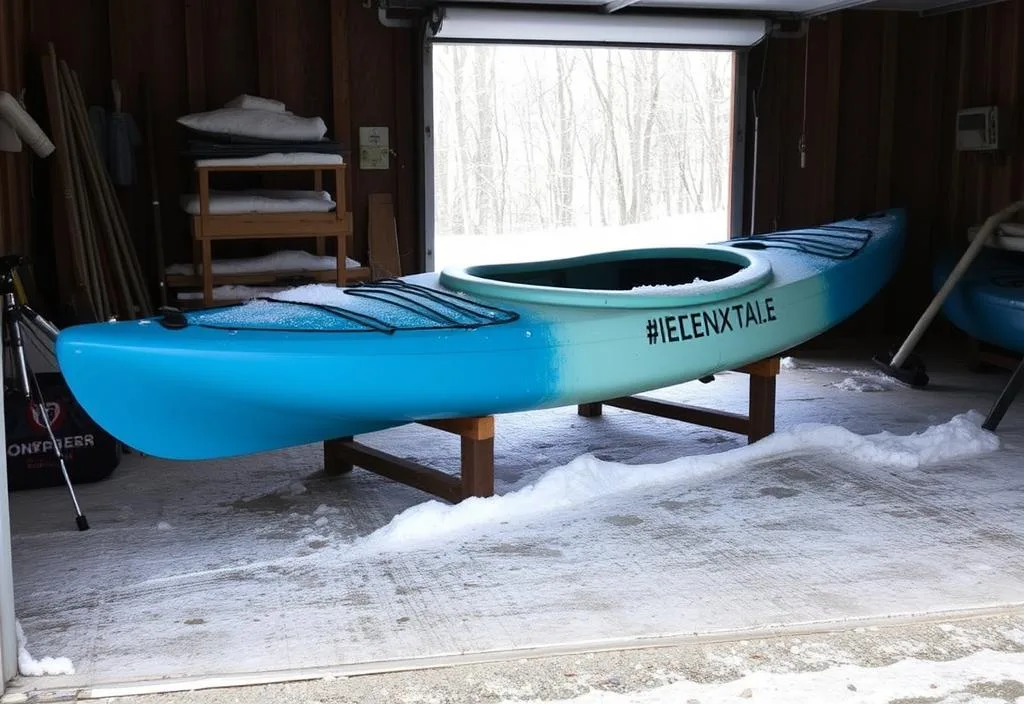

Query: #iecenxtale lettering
[[645, 297, 778, 345]]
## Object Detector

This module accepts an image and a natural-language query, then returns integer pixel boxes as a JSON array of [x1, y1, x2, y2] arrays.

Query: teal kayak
[[56, 208, 907, 460], [934, 246, 1024, 354]]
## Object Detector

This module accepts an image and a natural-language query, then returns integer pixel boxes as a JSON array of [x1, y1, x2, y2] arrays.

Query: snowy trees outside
[[431, 43, 735, 268]]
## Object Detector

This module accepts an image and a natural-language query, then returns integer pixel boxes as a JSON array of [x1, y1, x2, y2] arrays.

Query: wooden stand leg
[[336, 232, 346, 286], [461, 434, 493, 497], [322, 416, 495, 503], [577, 357, 780, 444], [201, 239, 213, 306], [747, 369, 777, 442], [323, 436, 354, 475]]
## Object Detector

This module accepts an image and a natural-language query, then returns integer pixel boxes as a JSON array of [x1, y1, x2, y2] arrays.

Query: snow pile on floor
[[16, 621, 73, 676], [781, 356, 903, 392], [827, 377, 891, 392], [498, 649, 1024, 704], [354, 411, 1000, 554]]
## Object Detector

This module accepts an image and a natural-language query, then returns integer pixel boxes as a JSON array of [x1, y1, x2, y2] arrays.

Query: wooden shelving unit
[[167, 160, 371, 307]]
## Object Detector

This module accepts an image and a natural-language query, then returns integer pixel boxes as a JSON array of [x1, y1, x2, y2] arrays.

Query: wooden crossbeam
[[323, 416, 495, 503], [577, 357, 781, 443]]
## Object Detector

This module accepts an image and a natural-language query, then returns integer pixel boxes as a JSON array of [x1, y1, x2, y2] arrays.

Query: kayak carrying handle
[[158, 307, 188, 329]]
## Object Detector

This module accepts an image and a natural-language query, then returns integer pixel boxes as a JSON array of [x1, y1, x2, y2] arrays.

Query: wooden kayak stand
[[323, 356, 780, 503], [576, 357, 780, 442], [323, 416, 494, 504]]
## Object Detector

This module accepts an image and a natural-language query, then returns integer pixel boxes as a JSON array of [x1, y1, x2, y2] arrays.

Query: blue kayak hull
[[934, 247, 1024, 354], [56, 209, 907, 460]]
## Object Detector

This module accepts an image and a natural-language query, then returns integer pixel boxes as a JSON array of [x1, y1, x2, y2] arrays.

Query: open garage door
[[427, 7, 770, 47], [420, 5, 770, 271]]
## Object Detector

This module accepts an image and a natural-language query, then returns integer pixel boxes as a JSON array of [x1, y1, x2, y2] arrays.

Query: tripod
[[1, 255, 89, 531]]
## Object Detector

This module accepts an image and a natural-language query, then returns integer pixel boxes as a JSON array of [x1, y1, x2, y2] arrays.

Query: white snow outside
[[502, 649, 1024, 703], [7, 350, 1024, 699], [433, 211, 729, 272]]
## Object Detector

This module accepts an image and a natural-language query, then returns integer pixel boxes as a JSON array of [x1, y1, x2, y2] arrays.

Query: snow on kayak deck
[[8, 350, 1024, 691], [183, 280, 519, 332]]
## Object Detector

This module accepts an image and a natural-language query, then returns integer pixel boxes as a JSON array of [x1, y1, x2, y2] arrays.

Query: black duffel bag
[[4, 371, 121, 491]]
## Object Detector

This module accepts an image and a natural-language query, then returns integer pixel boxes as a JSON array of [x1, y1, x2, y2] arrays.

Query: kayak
[[56, 208, 907, 460], [934, 246, 1024, 354]]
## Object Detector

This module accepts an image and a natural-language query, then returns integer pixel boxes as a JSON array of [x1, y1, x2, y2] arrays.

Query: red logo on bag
[[27, 400, 63, 432]]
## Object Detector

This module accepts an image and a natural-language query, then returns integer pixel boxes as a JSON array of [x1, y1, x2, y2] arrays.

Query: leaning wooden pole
[[57, 61, 134, 318], [40, 43, 95, 320], [58, 66, 110, 318], [68, 67, 154, 317]]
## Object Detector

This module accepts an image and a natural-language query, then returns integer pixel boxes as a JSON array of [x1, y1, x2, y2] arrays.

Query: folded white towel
[[194, 152, 344, 168], [224, 94, 287, 113], [166, 250, 363, 276], [179, 107, 326, 142], [180, 189, 336, 215]]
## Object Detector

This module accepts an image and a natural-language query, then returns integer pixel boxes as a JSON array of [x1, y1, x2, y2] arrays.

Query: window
[[427, 41, 740, 271]]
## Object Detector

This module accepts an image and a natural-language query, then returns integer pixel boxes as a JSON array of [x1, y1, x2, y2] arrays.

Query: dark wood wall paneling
[[746, 2, 1024, 340], [10, 0, 1024, 331], [7, 0, 417, 313], [0, 0, 30, 260]]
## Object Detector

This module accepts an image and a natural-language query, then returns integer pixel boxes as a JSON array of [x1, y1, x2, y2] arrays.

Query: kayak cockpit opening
[[440, 246, 773, 309], [478, 254, 742, 293]]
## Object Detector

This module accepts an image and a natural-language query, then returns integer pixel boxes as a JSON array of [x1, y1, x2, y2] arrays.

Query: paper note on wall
[[359, 126, 390, 170]]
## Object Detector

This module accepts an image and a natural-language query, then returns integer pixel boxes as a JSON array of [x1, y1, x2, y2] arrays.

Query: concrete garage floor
[[3, 341, 1024, 702]]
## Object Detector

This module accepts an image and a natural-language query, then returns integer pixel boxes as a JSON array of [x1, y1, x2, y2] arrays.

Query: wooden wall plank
[[202, 0, 258, 108], [393, 26, 417, 273], [946, 14, 969, 247], [0, 0, 20, 255], [184, 0, 206, 112], [833, 15, 881, 217], [775, 30, 803, 228], [818, 16, 843, 223], [256, 0, 332, 119], [875, 15, 898, 210], [28, 0, 111, 104], [1013, 0, 1024, 201], [990, 0, 1017, 212], [752, 37, 784, 233], [10, 0, 29, 258], [331, 0, 353, 209]]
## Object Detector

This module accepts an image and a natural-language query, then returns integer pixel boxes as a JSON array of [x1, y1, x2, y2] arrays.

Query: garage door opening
[[428, 42, 738, 271]]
